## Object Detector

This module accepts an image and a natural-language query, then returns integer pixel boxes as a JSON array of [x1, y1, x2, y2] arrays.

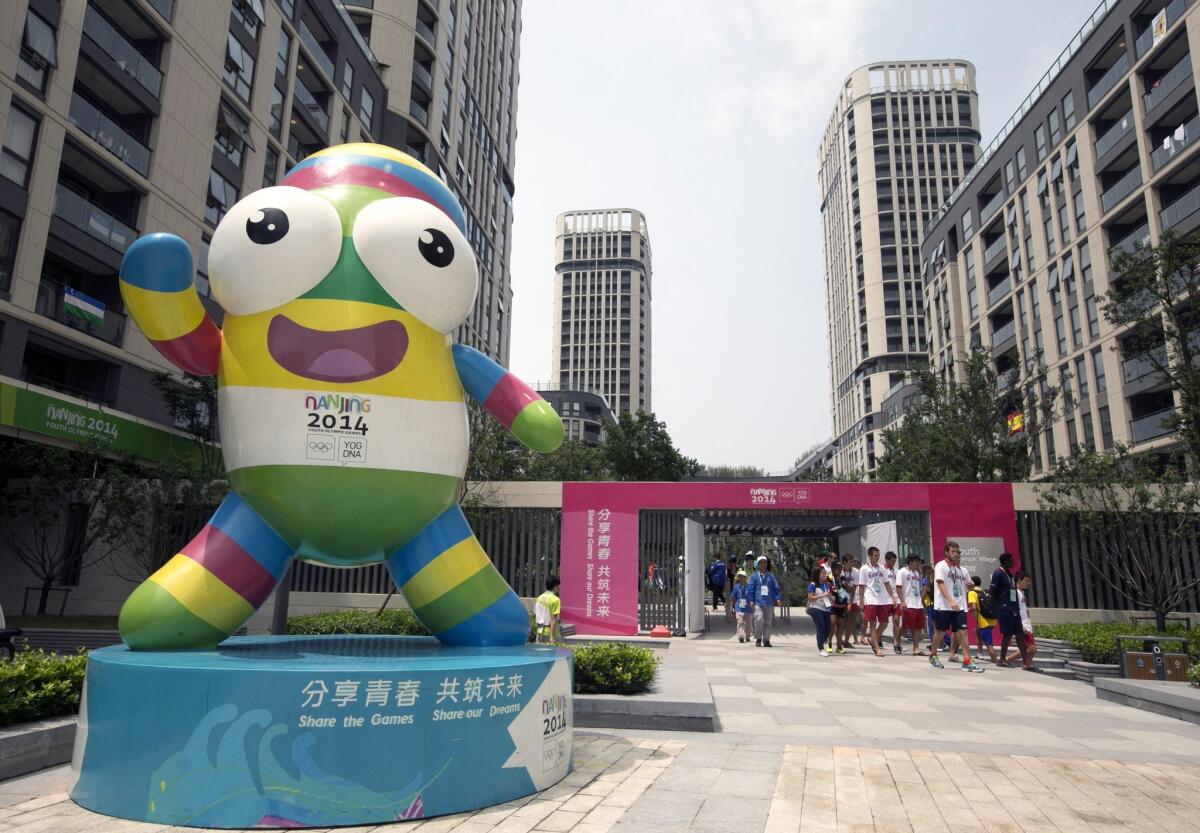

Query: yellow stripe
[[120, 282, 206, 342], [148, 555, 253, 634], [309, 143, 437, 178], [401, 537, 490, 609]]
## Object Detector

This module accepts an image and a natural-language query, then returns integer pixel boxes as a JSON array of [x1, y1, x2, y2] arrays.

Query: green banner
[[0, 381, 203, 464]]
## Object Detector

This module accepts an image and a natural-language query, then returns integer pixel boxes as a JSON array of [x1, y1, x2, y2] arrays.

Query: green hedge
[[571, 643, 659, 695], [287, 609, 539, 642], [1034, 622, 1199, 665], [0, 650, 88, 727]]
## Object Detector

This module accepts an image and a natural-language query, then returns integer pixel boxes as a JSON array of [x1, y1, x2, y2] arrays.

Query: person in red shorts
[[855, 546, 899, 657], [895, 554, 926, 655]]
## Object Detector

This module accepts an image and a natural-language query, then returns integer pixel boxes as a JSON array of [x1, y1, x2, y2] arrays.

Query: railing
[[415, 17, 436, 45], [1094, 110, 1134, 159], [925, 0, 1121, 238], [82, 6, 162, 97], [1109, 224, 1150, 262], [1088, 52, 1131, 110], [412, 60, 433, 90], [1136, 0, 1186, 56], [21, 371, 115, 406], [1160, 182, 1200, 229], [298, 20, 335, 80], [51, 185, 136, 253], [35, 277, 127, 346], [409, 97, 429, 126], [979, 190, 1005, 224], [1100, 165, 1142, 213], [1144, 54, 1192, 114], [68, 94, 151, 177], [992, 319, 1017, 346], [1123, 345, 1167, 383], [1131, 408, 1175, 443], [988, 276, 1012, 307], [984, 235, 1007, 264], [292, 79, 329, 135], [1152, 113, 1200, 170]]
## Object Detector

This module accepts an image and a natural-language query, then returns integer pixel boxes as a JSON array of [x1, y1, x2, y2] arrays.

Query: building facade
[[345, 0, 520, 364], [537, 388, 614, 447], [0, 0, 517, 455], [551, 208, 652, 416], [920, 0, 1197, 473], [819, 60, 981, 478]]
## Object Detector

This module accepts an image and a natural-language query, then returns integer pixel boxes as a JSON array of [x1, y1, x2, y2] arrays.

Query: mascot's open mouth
[[267, 315, 408, 382]]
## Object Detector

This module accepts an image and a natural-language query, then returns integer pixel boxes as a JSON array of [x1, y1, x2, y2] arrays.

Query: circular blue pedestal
[[70, 636, 573, 828]]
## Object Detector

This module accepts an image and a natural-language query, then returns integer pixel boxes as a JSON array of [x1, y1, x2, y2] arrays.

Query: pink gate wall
[[559, 481, 1019, 636]]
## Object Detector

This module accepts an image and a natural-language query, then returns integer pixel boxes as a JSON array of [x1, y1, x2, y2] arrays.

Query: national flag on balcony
[[63, 287, 105, 327]]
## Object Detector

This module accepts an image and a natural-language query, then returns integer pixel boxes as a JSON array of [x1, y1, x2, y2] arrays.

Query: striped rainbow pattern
[[119, 493, 293, 649], [385, 504, 529, 646], [452, 344, 563, 453], [120, 234, 221, 376], [281, 143, 466, 233]]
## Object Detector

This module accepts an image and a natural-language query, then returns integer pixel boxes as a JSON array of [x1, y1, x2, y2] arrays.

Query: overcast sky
[[505, 0, 1101, 472]]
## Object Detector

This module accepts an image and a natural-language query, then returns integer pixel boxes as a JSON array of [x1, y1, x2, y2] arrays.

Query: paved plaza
[[4, 617, 1200, 832]]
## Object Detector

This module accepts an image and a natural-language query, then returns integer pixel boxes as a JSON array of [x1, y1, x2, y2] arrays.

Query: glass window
[[1035, 124, 1047, 160], [1075, 356, 1089, 402], [18, 10, 58, 92], [276, 0, 295, 20], [1070, 305, 1082, 346], [1, 106, 39, 188], [269, 85, 284, 137], [232, 0, 265, 40], [196, 235, 211, 297], [262, 144, 279, 188], [341, 61, 353, 101], [276, 28, 291, 76], [1016, 145, 1028, 178], [967, 260, 978, 320], [224, 33, 256, 104], [1059, 203, 1071, 244], [1044, 215, 1056, 256], [1063, 92, 1076, 130], [358, 87, 374, 127], [1074, 190, 1086, 229], [1049, 109, 1061, 145], [1092, 349, 1106, 392], [206, 168, 239, 227], [0, 210, 19, 293], [1086, 296, 1100, 337], [1098, 405, 1113, 449], [215, 103, 252, 169], [1079, 243, 1092, 284], [962, 208, 973, 239], [1055, 315, 1067, 355], [1004, 159, 1015, 192]]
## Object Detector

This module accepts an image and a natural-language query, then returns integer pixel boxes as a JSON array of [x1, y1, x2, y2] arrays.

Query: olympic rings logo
[[309, 441, 334, 452]]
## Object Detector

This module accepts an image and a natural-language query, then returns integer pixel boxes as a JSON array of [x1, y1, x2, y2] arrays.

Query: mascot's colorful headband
[[280, 143, 467, 234]]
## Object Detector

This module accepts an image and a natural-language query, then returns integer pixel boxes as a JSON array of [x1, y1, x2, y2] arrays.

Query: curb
[[0, 717, 77, 782]]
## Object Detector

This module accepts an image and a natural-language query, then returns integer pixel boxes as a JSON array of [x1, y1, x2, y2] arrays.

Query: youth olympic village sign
[[559, 481, 1020, 636]]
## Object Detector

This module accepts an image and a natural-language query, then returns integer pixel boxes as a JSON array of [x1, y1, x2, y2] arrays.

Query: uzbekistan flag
[[64, 286, 105, 326]]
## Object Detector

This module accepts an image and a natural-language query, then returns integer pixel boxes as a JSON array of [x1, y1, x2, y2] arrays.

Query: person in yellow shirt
[[534, 577, 562, 644], [969, 576, 999, 664]]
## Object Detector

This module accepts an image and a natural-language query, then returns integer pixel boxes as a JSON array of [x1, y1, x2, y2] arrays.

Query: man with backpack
[[707, 555, 727, 611], [990, 552, 1032, 669]]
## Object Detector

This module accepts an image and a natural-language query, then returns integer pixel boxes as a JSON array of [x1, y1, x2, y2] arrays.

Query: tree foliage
[[876, 350, 1055, 482], [1037, 446, 1200, 631], [603, 411, 700, 481], [1104, 230, 1200, 464]]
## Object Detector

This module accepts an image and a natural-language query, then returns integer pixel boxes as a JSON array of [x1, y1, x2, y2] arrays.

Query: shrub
[[1034, 622, 1199, 665], [0, 649, 88, 727], [287, 609, 431, 636], [571, 643, 659, 695]]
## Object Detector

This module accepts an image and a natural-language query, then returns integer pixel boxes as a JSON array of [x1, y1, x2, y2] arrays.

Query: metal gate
[[638, 510, 688, 630]]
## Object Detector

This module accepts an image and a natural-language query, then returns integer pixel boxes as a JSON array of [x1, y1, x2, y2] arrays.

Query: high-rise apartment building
[[346, 0, 520, 364], [552, 209, 652, 416], [0, 0, 518, 459], [819, 60, 981, 478], [921, 0, 1198, 473]]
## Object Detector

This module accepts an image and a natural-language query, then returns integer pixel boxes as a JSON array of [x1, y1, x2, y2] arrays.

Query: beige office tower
[[346, 0, 521, 364], [819, 60, 981, 478], [552, 209, 652, 416]]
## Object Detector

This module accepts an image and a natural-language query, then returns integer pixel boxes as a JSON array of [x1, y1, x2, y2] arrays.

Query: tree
[[697, 464, 765, 478], [1037, 446, 1200, 631], [525, 441, 610, 481], [1105, 230, 1200, 464], [603, 411, 700, 481], [0, 440, 131, 613], [876, 350, 1055, 482]]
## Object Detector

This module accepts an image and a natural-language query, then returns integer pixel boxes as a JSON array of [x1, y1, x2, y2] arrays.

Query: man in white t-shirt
[[930, 541, 984, 672], [841, 553, 862, 646], [883, 552, 903, 654], [894, 554, 925, 656], [855, 546, 899, 656]]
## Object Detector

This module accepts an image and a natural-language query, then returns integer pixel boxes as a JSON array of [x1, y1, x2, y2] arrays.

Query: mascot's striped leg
[[119, 493, 294, 650], [385, 503, 529, 646]]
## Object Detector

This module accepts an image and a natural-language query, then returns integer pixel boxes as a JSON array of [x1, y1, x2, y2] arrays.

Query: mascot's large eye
[[208, 187, 341, 315], [352, 197, 477, 333]]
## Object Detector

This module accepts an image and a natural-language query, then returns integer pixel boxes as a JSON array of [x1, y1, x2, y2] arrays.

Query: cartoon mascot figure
[[117, 144, 562, 650]]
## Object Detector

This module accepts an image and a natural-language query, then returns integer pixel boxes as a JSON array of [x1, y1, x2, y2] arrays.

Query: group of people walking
[[707, 551, 781, 647]]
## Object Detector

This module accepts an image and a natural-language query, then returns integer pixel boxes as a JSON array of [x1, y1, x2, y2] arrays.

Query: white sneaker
[[819, 648, 831, 656]]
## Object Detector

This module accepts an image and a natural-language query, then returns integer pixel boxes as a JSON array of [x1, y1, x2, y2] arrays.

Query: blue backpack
[[708, 562, 726, 588]]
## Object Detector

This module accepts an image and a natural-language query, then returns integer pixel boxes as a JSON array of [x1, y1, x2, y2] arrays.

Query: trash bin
[[1116, 635, 1190, 682]]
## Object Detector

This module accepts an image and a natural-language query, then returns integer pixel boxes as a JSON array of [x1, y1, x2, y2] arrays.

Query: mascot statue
[[116, 143, 563, 650]]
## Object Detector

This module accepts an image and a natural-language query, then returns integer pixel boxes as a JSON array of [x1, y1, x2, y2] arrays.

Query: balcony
[[1130, 408, 1175, 443], [68, 94, 151, 177], [1152, 113, 1200, 170], [1143, 54, 1192, 114], [1088, 53, 1131, 110], [1123, 344, 1168, 383], [1100, 165, 1142, 213], [983, 235, 1007, 265], [410, 97, 429, 126], [82, 6, 162, 98], [292, 79, 329, 135], [52, 185, 136, 253], [412, 60, 433, 93], [988, 276, 1012, 307], [1136, 0, 1186, 57], [980, 190, 1005, 224], [1109, 223, 1150, 261], [991, 319, 1016, 348], [1160, 182, 1200, 230], [298, 20, 335, 80], [415, 17, 436, 46], [35, 277, 126, 346], [1094, 111, 1134, 159]]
